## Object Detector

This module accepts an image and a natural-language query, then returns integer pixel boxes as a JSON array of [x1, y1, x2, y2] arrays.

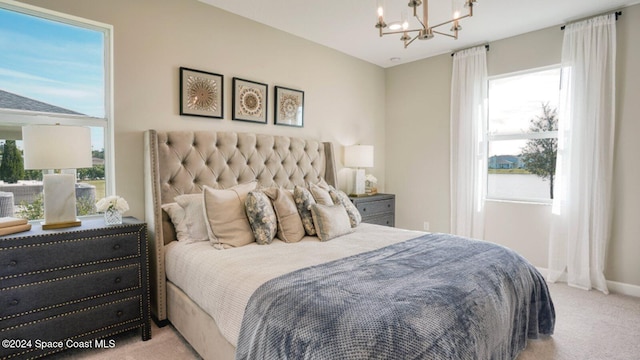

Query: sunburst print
[[186, 76, 218, 112]]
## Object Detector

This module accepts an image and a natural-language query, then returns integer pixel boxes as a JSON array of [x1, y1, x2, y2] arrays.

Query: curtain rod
[[560, 11, 621, 30], [451, 44, 490, 57]]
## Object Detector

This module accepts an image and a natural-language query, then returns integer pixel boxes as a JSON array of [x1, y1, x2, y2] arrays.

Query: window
[[486, 66, 561, 203], [0, 0, 113, 220]]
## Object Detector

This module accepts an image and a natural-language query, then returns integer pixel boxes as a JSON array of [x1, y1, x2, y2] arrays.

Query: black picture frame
[[274, 86, 304, 127], [232, 78, 268, 124], [179, 67, 223, 119]]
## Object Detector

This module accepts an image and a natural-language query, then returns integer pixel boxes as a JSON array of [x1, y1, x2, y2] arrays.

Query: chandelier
[[375, 0, 478, 48]]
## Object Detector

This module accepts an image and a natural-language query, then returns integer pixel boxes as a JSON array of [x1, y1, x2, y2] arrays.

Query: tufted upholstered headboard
[[143, 129, 337, 321]]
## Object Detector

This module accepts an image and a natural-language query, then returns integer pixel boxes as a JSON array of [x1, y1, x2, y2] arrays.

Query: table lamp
[[22, 125, 93, 229], [344, 145, 374, 196]]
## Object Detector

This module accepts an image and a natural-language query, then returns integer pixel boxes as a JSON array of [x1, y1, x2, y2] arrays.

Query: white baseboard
[[535, 267, 640, 298]]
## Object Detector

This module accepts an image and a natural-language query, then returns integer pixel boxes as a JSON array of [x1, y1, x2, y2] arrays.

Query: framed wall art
[[274, 86, 304, 127], [232, 78, 268, 124], [180, 67, 223, 118]]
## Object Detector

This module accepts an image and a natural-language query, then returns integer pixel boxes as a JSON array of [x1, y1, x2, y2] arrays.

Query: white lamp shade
[[344, 145, 374, 168], [22, 125, 93, 170]]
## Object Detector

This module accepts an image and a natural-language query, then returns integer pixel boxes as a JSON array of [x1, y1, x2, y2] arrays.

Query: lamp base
[[42, 173, 80, 230], [42, 220, 82, 230], [350, 168, 366, 196]]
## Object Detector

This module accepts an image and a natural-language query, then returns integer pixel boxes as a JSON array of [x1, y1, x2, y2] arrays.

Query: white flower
[[96, 195, 130, 213], [365, 174, 378, 183]]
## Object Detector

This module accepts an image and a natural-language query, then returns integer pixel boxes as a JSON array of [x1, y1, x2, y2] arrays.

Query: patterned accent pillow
[[329, 188, 362, 228], [309, 203, 354, 241], [245, 191, 277, 245], [293, 186, 317, 236]]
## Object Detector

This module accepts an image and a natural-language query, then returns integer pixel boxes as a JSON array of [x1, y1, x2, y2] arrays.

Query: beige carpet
[[48, 282, 640, 359]]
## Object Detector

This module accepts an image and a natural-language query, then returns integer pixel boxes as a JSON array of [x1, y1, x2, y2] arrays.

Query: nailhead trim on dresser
[[0, 217, 151, 360]]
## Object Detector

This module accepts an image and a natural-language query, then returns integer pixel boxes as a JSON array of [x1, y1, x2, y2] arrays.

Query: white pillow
[[175, 193, 209, 242], [161, 202, 189, 242], [204, 181, 257, 249]]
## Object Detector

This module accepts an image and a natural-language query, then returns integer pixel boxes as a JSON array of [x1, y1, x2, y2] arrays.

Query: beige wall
[[386, 5, 640, 287], [17, 1, 640, 286], [21, 0, 386, 221]]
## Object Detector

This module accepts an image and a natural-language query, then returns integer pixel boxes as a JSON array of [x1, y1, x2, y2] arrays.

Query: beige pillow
[[309, 182, 333, 205], [310, 203, 354, 241], [175, 193, 209, 242], [161, 202, 189, 242], [204, 181, 257, 249], [264, 188, 305, 243]]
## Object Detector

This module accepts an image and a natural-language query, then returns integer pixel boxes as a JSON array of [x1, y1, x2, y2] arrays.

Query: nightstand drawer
[[1, 232, 139, 279], [1, 264, 140, 320], [0, 296, 141, 359], [354, 198, 395, 217], [364, 214, 395, 227]]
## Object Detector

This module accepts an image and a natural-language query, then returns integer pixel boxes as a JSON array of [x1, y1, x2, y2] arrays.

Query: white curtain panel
[[548, 14, 616, 293], [450, 46, 488, 239]]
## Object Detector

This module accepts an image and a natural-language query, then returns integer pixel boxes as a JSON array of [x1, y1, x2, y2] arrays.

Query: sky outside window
[[0, 7, 104, 118]]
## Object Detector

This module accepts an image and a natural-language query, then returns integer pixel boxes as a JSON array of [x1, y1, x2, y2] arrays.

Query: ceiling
[[199, 0, 637, 68]]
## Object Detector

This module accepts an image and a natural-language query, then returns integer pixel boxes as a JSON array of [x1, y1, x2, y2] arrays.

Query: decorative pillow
[[329, 188, 362, 228], [309, 203, 354, 241], [264, 188, 305, 243], [293, 186, 317, 236], [309, 181, 333, 205], [245, 191, 277, 245], [161, 202, 189, 242], [175, 193, 209, 242], [203, 181, 257, 249]]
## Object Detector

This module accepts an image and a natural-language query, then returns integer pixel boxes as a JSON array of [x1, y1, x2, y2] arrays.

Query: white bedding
[[164, 223, 424, 347]]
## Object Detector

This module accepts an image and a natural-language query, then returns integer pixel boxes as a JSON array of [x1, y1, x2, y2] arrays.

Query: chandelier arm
[[382, 28, 422, 36], [432, 30, 457, 39], [429, 13, 472, 30], [404, 34, 420, 48]]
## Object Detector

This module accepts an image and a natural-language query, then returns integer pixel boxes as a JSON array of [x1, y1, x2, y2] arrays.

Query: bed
[[143, 129, 554, 360]]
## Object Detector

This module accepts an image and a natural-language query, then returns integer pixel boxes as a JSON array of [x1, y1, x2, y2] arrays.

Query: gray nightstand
[[0, 216, 151, 359], [349, 193, 395, 227]]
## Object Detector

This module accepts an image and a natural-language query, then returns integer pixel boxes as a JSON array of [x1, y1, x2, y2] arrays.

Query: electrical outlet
[[423, 221, 430, 231]]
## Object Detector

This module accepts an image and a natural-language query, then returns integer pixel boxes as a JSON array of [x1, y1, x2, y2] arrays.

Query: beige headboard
[[143, 129, 337, 321]]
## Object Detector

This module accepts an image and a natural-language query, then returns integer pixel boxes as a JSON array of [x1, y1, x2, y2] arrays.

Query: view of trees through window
[[0, 2, 111, 220], [487, 67, 561, 202]]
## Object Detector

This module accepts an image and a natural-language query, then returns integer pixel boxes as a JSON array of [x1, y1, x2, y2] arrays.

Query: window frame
[[0, 0, 115, 198], [485, 65, 562, 204]]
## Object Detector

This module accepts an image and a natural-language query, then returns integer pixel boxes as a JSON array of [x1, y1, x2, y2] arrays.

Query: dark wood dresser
[[0, 217, 150, 360], [349, 193, 395, 227]]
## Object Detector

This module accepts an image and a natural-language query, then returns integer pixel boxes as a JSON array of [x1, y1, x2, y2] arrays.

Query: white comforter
[[164, 223, 424, 347]]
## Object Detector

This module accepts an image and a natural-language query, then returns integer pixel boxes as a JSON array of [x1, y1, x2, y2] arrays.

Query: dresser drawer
[[1, 232, 139, 279], [1, 264, 140, 320], [354, 198, 395, 217], [363, 214, 395, 227], [0, 296, 142, 359]]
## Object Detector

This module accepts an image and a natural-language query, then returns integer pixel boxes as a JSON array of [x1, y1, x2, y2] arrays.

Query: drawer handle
[[9, 260, 17, 266], [115, 277, 122, 284], [362, 208, 367, 212], [113, 244, 121, 250], [387, 204, 391, 208], [116, 310, 124, 317], [10, 299, 19, 306]]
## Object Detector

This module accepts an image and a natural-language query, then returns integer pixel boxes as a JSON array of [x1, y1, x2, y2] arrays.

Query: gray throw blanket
[[236, 233, 555, 360]]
